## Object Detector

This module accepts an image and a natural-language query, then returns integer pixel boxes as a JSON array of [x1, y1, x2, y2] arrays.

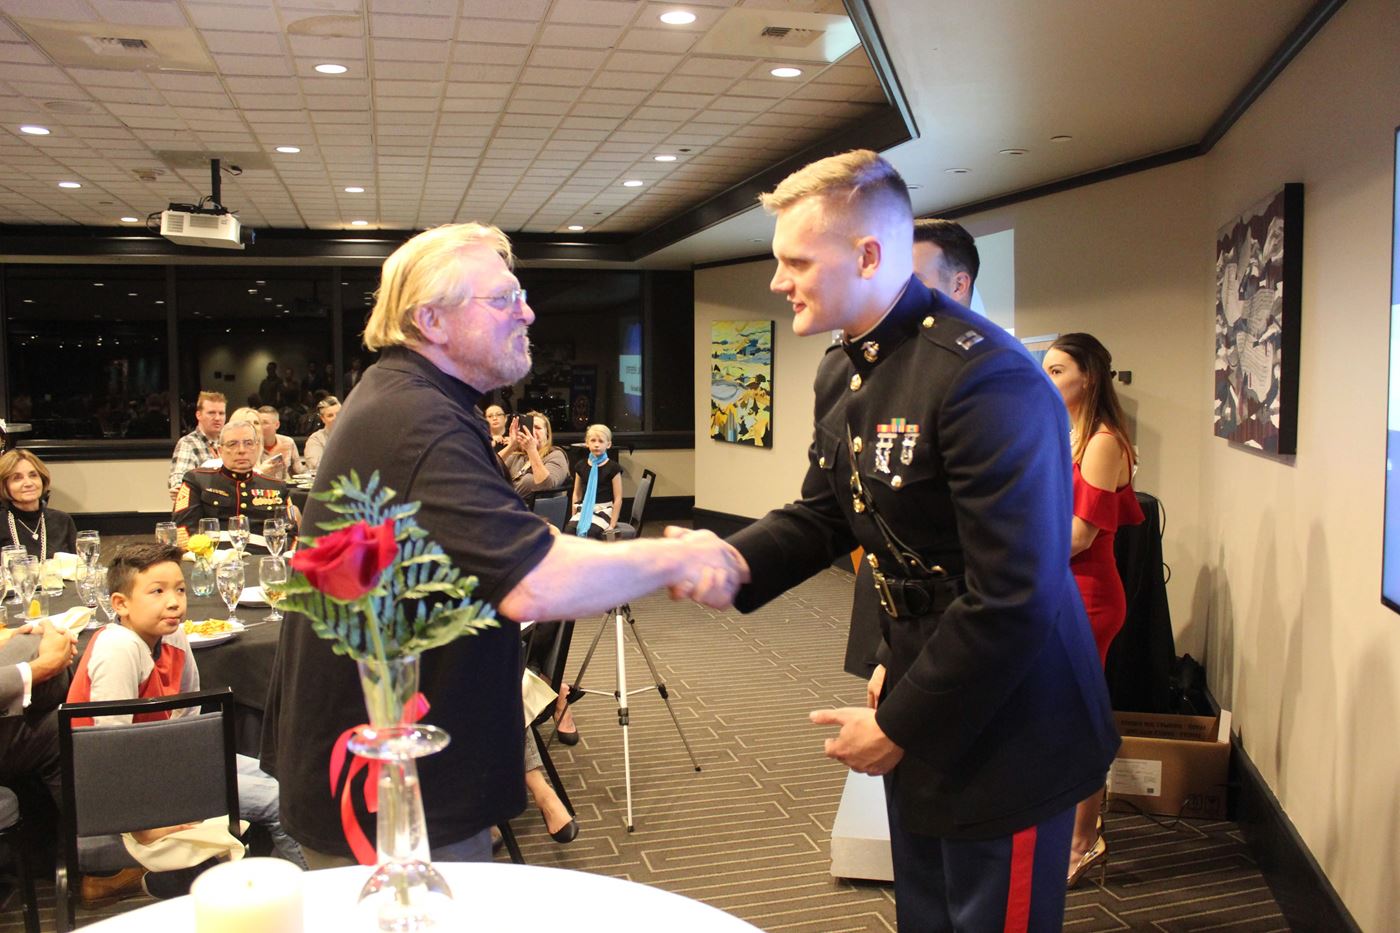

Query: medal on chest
[[873, 418, 919, 474]]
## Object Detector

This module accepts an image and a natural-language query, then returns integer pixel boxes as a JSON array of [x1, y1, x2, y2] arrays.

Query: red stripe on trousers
[[1003, 825, 1037, 933]]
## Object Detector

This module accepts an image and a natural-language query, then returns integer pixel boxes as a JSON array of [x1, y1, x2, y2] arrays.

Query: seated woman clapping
[[499, 411, 569, 507]]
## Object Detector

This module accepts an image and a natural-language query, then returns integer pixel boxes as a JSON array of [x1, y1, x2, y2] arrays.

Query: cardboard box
[[1107, 709, 1232, 820]]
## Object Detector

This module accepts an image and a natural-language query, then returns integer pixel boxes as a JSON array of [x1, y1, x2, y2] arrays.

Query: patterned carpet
[[1, 567, 1288, 930]]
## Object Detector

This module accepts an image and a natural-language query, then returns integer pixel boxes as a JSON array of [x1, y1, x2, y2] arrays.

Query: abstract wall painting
[[710, 320, 773, 447], [1214, 183, 1304, 458]]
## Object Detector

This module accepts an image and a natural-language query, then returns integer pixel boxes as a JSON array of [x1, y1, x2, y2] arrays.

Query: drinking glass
[[227, 515, 250, 556], [215, 559, 245, 626], [42, 558, 65, 598], [263, 519, 287, 559], [75, 530, 100, 567], [258, 556, 288, 623], [1, 545, 26, 605], [11, 556, 39, 621], [197, 518, 220, 542], [75, 561, 99, 610], [94, 568, 116, 630], [155, 522, 178, 546]]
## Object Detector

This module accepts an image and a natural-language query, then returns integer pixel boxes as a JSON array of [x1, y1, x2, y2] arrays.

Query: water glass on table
[[41, 558, 65, 599], [227, 515, 250, 556], [1, 545, 26, 605], [75, 560, 99, 610], [10, 556, 39, 621], [155, 522, 178, 547], [197, 518, 220, 541], [258, 556, 288, 623], [215, 559, 245, 626], [94, 568, 115, 630], [76, 529, 100, 568], [263, 519, 287, 560]]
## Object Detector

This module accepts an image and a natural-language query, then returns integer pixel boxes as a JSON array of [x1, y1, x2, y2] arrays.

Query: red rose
[[292, 520, 398, 601]]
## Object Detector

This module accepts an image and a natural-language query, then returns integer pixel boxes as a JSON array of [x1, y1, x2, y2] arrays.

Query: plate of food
[[183, 618, 245, 647]]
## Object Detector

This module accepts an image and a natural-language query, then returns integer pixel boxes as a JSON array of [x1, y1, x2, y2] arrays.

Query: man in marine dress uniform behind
[[725, 150, 1119, 932], [172, 419, 296, 546]]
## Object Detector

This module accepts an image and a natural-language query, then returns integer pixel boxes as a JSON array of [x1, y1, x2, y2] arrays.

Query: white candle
[[191, 857, 304, 933]]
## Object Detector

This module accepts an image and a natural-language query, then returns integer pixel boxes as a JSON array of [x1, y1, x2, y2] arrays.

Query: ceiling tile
[[520, 66, 594, 87], [456, 19, 539, 45], [458, 0, 550, 20], [616, 28, 696, 54], [451, 43, 531, 66], [548, 0, 637, 27], [371, 14, 454, 40], [537, 23, 624, 49]]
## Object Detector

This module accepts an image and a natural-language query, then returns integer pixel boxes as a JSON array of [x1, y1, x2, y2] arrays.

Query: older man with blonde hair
[[263, 222, 748, 866], [725, 150, 1118, 932]]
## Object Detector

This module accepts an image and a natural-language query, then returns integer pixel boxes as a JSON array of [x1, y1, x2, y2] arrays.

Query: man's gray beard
[[492, 338, 533, 389]]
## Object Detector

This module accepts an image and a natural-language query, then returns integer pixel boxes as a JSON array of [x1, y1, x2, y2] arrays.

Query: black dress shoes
[[549, 818, 579, 844]]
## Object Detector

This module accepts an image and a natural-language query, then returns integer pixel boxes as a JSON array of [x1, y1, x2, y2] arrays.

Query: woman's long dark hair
[[1050, 332, 1134, 467]]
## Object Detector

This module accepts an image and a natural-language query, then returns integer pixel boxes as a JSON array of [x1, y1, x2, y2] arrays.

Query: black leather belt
[[867, 554, 965, 618]]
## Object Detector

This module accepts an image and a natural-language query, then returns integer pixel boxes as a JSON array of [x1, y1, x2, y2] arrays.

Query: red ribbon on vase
[[328, 692, 432, 866]]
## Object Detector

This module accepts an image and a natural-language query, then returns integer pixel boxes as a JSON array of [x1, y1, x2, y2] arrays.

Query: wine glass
[[263, 519, 287, 559], [215, 559, 245, 626], [75, 530, 100, 567], [11, 556, 39, 621], [227, 515, 250, 557], [155, 522, 178, 546], [258, 556, 288, 623], [1, 545, 26, 605], [94, 567, 116, 631], [75, 560, 99, 610], [197, 518, 220, 542]]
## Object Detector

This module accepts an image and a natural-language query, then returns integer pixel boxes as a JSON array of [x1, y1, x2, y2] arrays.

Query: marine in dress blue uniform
[[172, 465, 293, 536], [728, 151, 1119, 932]]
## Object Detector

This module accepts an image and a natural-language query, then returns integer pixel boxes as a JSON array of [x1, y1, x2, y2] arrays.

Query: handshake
[[660, 526, 750, 609]]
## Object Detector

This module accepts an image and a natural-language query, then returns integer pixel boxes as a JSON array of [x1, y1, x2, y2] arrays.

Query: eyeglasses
[[467, 288, 527, 312]]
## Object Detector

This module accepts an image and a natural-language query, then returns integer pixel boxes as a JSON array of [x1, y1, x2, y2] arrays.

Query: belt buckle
[[866, 554, 897, 619]]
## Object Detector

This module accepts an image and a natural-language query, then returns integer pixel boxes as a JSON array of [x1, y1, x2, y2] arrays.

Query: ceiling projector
[[160, 208, 245, 250]]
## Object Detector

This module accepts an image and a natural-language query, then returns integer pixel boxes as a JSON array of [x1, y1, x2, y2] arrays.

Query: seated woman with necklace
[[0, 449, 77, 558]]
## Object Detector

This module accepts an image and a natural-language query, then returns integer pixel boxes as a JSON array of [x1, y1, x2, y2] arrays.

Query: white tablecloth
[[83, 862, 763, 932]]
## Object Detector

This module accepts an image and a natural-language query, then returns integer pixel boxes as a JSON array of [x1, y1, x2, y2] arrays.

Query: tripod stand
[[566, 602, 701, 831]]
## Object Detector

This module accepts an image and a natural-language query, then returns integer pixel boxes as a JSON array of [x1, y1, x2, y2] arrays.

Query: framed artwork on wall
[[710, 320, 773, 447], [1213, 182, 1304, 458]]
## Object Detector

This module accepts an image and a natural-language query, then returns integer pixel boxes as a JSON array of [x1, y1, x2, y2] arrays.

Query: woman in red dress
[[1043, 332, 1145, 887]]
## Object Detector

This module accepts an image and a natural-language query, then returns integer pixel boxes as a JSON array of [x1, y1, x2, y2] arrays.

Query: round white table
[[82, 862, 763, 931]]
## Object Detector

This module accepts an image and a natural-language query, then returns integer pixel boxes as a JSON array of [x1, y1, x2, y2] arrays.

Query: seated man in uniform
[[172, 420, 297, 547]]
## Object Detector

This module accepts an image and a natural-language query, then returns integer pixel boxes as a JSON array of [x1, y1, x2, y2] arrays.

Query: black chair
[[497, 618, 578, 864], [55, 689, 240, 932], [607, 468, 655, 541], [531, 490, 569, 532], [0, 785, 39, 933]]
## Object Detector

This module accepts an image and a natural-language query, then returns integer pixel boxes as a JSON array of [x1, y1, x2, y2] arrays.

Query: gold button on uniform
[[818, 456, 827, 468], [850, 374, 862, 391], [852, 436, 863, 453], [891, 475, 903, 489], [922, 316, 935, 329]]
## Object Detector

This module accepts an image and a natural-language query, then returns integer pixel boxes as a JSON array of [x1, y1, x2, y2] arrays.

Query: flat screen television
[[1382, 125, 1400, 612]]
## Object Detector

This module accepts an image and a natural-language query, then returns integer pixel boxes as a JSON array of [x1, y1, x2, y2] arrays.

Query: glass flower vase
[[351, 655, 453, 931], [191, 557, 215, 598]]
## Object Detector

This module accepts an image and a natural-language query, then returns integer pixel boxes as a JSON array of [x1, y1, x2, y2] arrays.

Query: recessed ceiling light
[[93, 282, 104, 287], [344, 186, 365, 193], [19, 125, 49, 135], [653, 154, 677, 162], [1050, 135, 1073, 143], [622, 179, 644, 187], [567, 224, 585, 231], [944, 168, 970, 174], [127, 292, 137, 297], [58, 181, 81, 189], [770, 67, 803, 78], [155, 300, 164, 304], [314, 63, 348, 75], [659, 10, 696, 25], [351, 219, 369, 226], [276, 146, 301, 154], [998, 148, 1029, 156], [120, 216, 139, 223]]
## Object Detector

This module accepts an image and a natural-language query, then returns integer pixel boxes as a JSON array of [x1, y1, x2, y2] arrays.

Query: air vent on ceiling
[[79, 35, 157, 59], [758, 25, 825, 48]]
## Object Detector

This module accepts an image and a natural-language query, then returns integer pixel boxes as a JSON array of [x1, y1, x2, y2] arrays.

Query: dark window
[[338, 268, 381, 400], [174, 267, 333, 438], [4, 264, 168, 440]]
